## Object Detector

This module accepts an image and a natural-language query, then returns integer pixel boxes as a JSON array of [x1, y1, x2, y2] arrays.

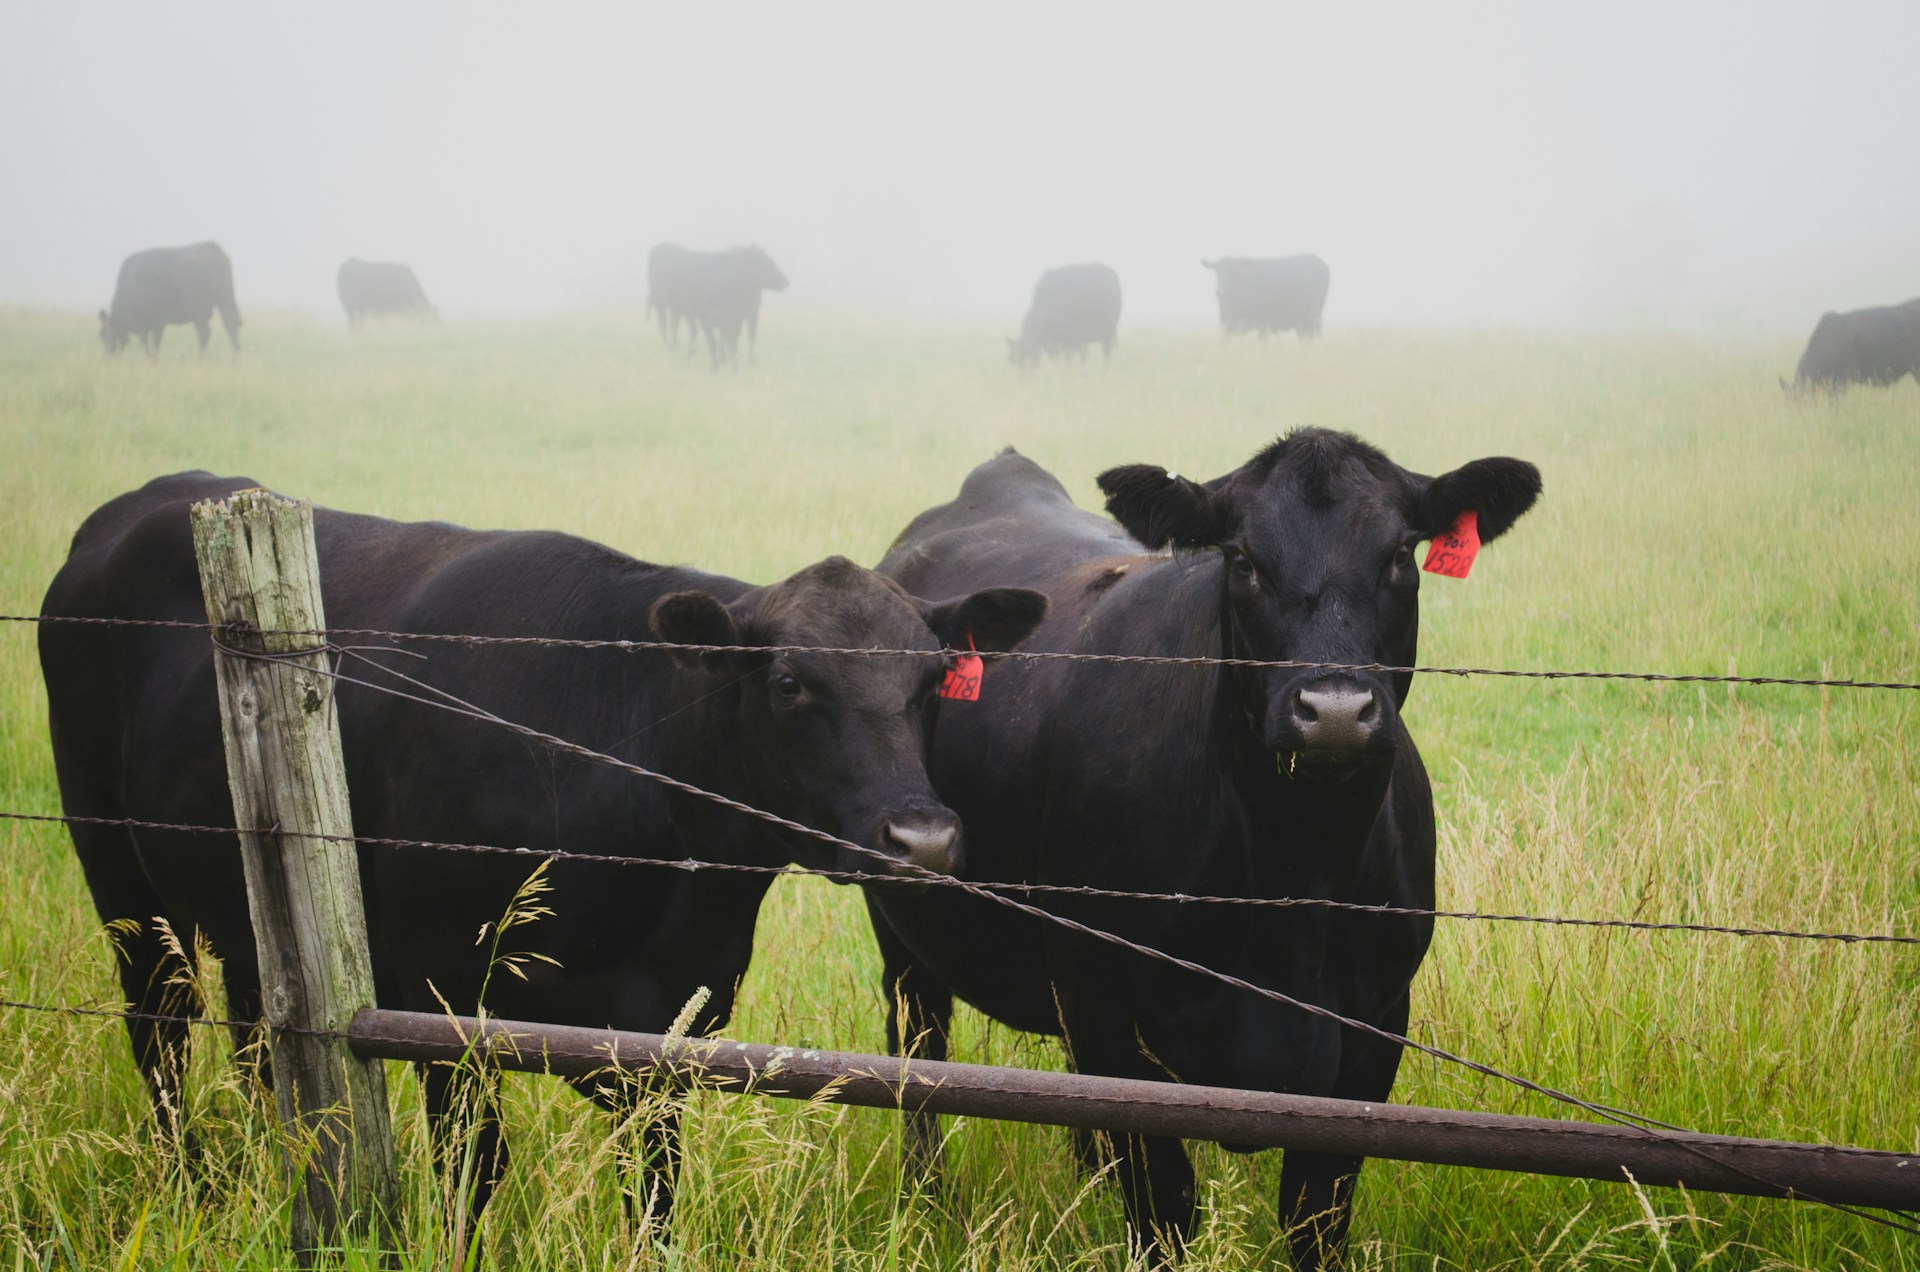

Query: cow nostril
[[1293, 687, 1380, 749], [884, 820, 961, 874]]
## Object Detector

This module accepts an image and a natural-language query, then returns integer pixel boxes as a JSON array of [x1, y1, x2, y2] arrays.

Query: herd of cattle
[[43, 245, 1920, 1268], [93, 239, 1920, 388], [43, 431, 1537, 1269]]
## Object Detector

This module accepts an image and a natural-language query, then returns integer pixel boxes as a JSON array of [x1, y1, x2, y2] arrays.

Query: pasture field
[[0, 307, 1915, 1269]]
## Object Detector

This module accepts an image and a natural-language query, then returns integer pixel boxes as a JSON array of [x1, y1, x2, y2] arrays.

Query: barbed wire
[[172, 637, 1920, 1230], [6, 619, 1917, 1235], [8, 612, 1918, 692], [5, 810, 1914, 947]]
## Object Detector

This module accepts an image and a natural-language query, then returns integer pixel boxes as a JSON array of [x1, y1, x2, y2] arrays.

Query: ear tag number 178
[[939, 636, 983, 702]]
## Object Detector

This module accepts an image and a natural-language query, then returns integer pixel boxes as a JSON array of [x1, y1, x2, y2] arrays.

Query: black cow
[[871, 433, 1540, 1268], [98, 242, 241, 357], [40, 472, 1044, 1231], [1785, 298, 1920, 391], [337, 259, 439, 328], [646, 243, 789, 369], [1202, 255, 1330, 340], [1008, 263, 1122, 368]]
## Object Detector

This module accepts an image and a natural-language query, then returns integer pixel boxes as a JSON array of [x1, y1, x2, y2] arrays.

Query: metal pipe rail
[[352, 1008, 1920, 1212]]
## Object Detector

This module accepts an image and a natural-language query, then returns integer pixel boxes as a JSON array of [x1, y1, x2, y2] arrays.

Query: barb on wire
[[4, 810, 1915, 947], [9, 612, 1919, 692]]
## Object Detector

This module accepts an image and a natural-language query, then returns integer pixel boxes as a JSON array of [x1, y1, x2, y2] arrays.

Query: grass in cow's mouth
[[0, 308, 1913, 1268]]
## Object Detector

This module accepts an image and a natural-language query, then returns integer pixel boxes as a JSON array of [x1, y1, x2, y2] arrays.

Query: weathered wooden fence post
[[192, 489, 398, 1259]]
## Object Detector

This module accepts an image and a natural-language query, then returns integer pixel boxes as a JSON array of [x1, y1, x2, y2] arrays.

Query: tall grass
[[0, 308, 1914, 1268]]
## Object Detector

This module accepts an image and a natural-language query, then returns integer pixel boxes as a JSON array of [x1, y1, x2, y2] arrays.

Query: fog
[[4, 2, 1916, 334]]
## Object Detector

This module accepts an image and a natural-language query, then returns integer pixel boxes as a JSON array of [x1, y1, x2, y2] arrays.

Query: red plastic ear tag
[[939, 635, 983, 701], [1421, 510, 1481, 579]]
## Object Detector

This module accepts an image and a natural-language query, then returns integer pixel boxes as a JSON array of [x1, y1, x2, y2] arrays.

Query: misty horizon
[[4, 2, 1916, 337]]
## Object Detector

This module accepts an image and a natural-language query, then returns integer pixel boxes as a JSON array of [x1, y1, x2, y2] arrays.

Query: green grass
[[0, 307, 1915, 1268]]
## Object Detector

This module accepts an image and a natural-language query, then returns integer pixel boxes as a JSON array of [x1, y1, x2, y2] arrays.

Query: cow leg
[[1276, 992, 1410, 1271], [115, 915, 203, 1138], [1060, 1012, 1196, 1262], [868, 902, 952, 1188], [570, 1071, 684, 1233], [1110, 1131, 1195, 1267], [195, 320, 211, 357], [418, 1059, 509, 1245], [144, 329, 161, 357], [66, 819, 201, 1138]]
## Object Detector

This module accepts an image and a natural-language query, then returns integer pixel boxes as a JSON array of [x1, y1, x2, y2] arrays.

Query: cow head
[[742, 245, 789, 293], [1789, 311, 1844, 392], [649, 557, 1045, 877], [98, 310, 129, 354], [1099, 429, 1540, 782], [1007, 336, 1040, 369]]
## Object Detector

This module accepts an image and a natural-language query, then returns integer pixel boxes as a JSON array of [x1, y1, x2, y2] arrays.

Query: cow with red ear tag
[[40, 475, 1045, 1242], [869, 431, 1540, 1270]]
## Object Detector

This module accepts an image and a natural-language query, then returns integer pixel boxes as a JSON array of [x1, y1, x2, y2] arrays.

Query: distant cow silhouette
[[1203, 254, 1330, 339], [337, 259, 438, 328], [1008, 263, 1121, 368], [98, 242, 241, 357], [646, 244, 789, 369], [1784, 299, 1920, 392]]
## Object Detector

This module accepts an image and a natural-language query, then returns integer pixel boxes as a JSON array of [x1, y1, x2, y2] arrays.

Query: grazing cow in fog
[[647, 243, 790, 369], [872, 433, 1541, 1269], [1784, 299, 1920, 392], [1203, 254, 1330, 340], [98, 242, 241, 357], [1008, 263, 1122, 368], [337, 259, 439, 328], [42, 470, 1046, 1233]]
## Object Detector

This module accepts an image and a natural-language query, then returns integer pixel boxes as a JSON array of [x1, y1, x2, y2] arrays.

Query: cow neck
[[650, 666, 784, 869]]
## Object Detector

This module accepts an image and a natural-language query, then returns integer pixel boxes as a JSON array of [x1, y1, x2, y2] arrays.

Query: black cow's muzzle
[[1271, 679, 1395, 782], [872, 812, 964, 880]]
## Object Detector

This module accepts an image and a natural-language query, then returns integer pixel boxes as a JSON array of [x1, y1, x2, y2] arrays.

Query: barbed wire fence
[[3, 608, 1918, 1240]]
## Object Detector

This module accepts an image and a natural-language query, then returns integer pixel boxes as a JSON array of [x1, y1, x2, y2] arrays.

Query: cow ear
[[1098, 464, 1238, 549], [921, 588, 1047, 653], [649, 590, 740, 666], [1420, 457, 1542, 543]]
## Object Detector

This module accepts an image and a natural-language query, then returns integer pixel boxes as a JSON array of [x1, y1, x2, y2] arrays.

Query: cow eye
[[772, 672, 803, 699]]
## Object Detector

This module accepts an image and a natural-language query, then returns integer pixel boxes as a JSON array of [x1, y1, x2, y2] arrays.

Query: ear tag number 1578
[[1422, 510, 1481, 579]]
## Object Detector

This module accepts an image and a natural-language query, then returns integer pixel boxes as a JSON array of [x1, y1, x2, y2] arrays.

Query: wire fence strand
[[5, 810, 1914, 947], [8, 612, 1919, 692]]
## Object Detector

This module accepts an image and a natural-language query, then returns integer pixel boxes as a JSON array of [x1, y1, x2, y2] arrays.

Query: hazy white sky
[[3, 2, 1915, 332]]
